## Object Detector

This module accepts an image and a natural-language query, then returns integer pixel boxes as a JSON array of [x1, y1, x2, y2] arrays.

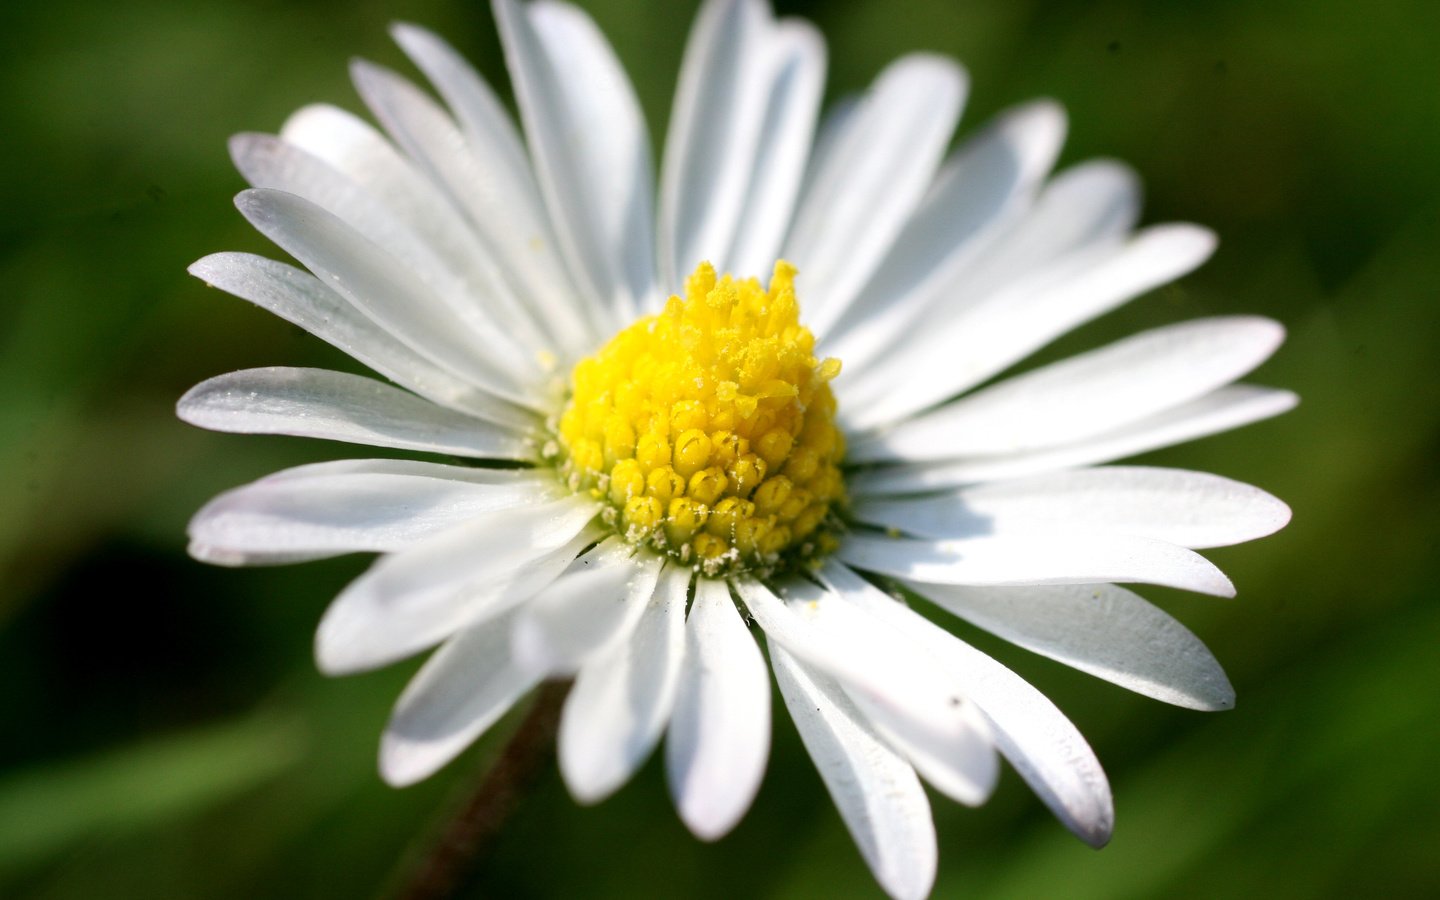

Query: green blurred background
[[2, 0, 1437, 896]]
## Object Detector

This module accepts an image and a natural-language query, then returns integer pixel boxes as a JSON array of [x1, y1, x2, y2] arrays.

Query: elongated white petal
[[389, 22, 600, 357], [494, 0, 655, 324], [282, 100, 587, 359], [187, 253, 533, 428], [229, 130, 551, 357], [178, 367, 530, 459], [840, 160, 1141, 377], [823, 99, 1065, 354], [512, 546, 662, 676], [845, 223, 1218, 429], [919, 581, 1234, 709], [854, 466, 1291, 550], [771, 646, 936, 900], [666, 577, 770, 840], [196, 460, 542, 565], [254, 457, 543, 485], [958, 159, 1141, 294], [314, 499, 598, 674], [723, 19, 826, 279], [560, 565, 689, 804], [231, 130, 423, 246], [348, 59, 580, 359], [659, 0, 770, 287], [839, 532, 1235, 597], [787, 55, 967, 336], [740, 579, 997, 807], [852, 384, 1298, 495], [821, 561, 1113, 847], [279, 103, 478, 260], [188, 462, 552, 566], [234, 189, 539, 406], [802, 93, 858, 186], [388, 23, 534, 198], [851, 317, 1285, 462], [379, 608, 540, 786]]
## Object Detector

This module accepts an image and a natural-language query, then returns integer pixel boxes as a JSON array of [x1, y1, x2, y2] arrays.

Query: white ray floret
[[511, 544, 664, 676], [786, 54, 968, 336], [380, 606, 541, 787], [853, 466, 1292, 549], [849, 316, 1285, 461], [839, 531, 1236, 597], [314, 503, 599, 675], [821, 99, 1067, 368], [178, 367, 532, 460], [666, 576, 771, 841], [820, 562, 1114, 847], [772, 645, 938, 900], [559, 564, 689, 804], [911, 581, 1237, 711], [188, 458, 554, 565], [852, 384, 1298, 495]]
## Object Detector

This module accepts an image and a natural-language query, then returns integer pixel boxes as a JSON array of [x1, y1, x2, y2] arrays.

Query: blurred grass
[[0, 0, 1436, 897], [0, 711, 304, 872]]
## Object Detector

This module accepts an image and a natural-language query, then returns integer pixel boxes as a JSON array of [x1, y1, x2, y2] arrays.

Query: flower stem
[[388, 680, 570, 900]]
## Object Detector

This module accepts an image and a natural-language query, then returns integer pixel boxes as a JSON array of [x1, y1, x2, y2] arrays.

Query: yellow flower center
[[554, 261, 845, 576]]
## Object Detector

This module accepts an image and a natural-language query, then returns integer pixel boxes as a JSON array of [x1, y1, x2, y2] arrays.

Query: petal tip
[[186, 540, 244, 567], [388, 20, 424, 44], [378, 736, 433, 788], [1082, 824, 1114, 850]]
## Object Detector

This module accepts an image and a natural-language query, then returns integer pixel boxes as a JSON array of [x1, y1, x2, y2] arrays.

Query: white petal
[[801, 93, 858, 185], [388, 23, 534, 197], [822, 561, 1113, 847], [840, 160, 1141, 376], [494, 0, 656, 324], [957, 159, 1141, 293], [559, 564, 689, 804], [658, 0, 771, 286], [844, 223, 1218, 430], [722, 19, 826, 279], [389, 23, 601, 358], [234, 189, 540, 406], [379, 607, 540, 786], [740, 578, 997, 807], [851, 317, 1285, 462], [187, 253, 533, 428], [823, 99, 1065, 356], [279, 103, 476, 258], [314, 498, 598, 674], [786, 55, 967, 336], [852, 384, 1299, 495], [839, 532, 1235, 597], [229, 129, 552, 356], [187, 461, 553, 566], [511, 545, 662, 677], [771, 646, 936, 900], [666, 577, 770, 840], [348, 59, 587, 360], [255, 457, 543, 485], [178, 367, 530, 459], [853, 466, 1291, 550], [910, 581, 1235, 711]]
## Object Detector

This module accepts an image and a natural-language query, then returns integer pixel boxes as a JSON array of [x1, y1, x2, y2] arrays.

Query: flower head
[[556, 259, 845, 576], [181, 1, 1293, 897]]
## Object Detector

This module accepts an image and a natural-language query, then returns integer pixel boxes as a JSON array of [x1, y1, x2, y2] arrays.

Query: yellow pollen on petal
[[556, 260, 846, 576]]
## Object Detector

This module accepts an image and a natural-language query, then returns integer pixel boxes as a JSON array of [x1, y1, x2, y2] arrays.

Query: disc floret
[[555, 261, 845, 576]]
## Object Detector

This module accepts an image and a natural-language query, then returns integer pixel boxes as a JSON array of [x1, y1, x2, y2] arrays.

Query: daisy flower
[[180, 1, 1294, 897]]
